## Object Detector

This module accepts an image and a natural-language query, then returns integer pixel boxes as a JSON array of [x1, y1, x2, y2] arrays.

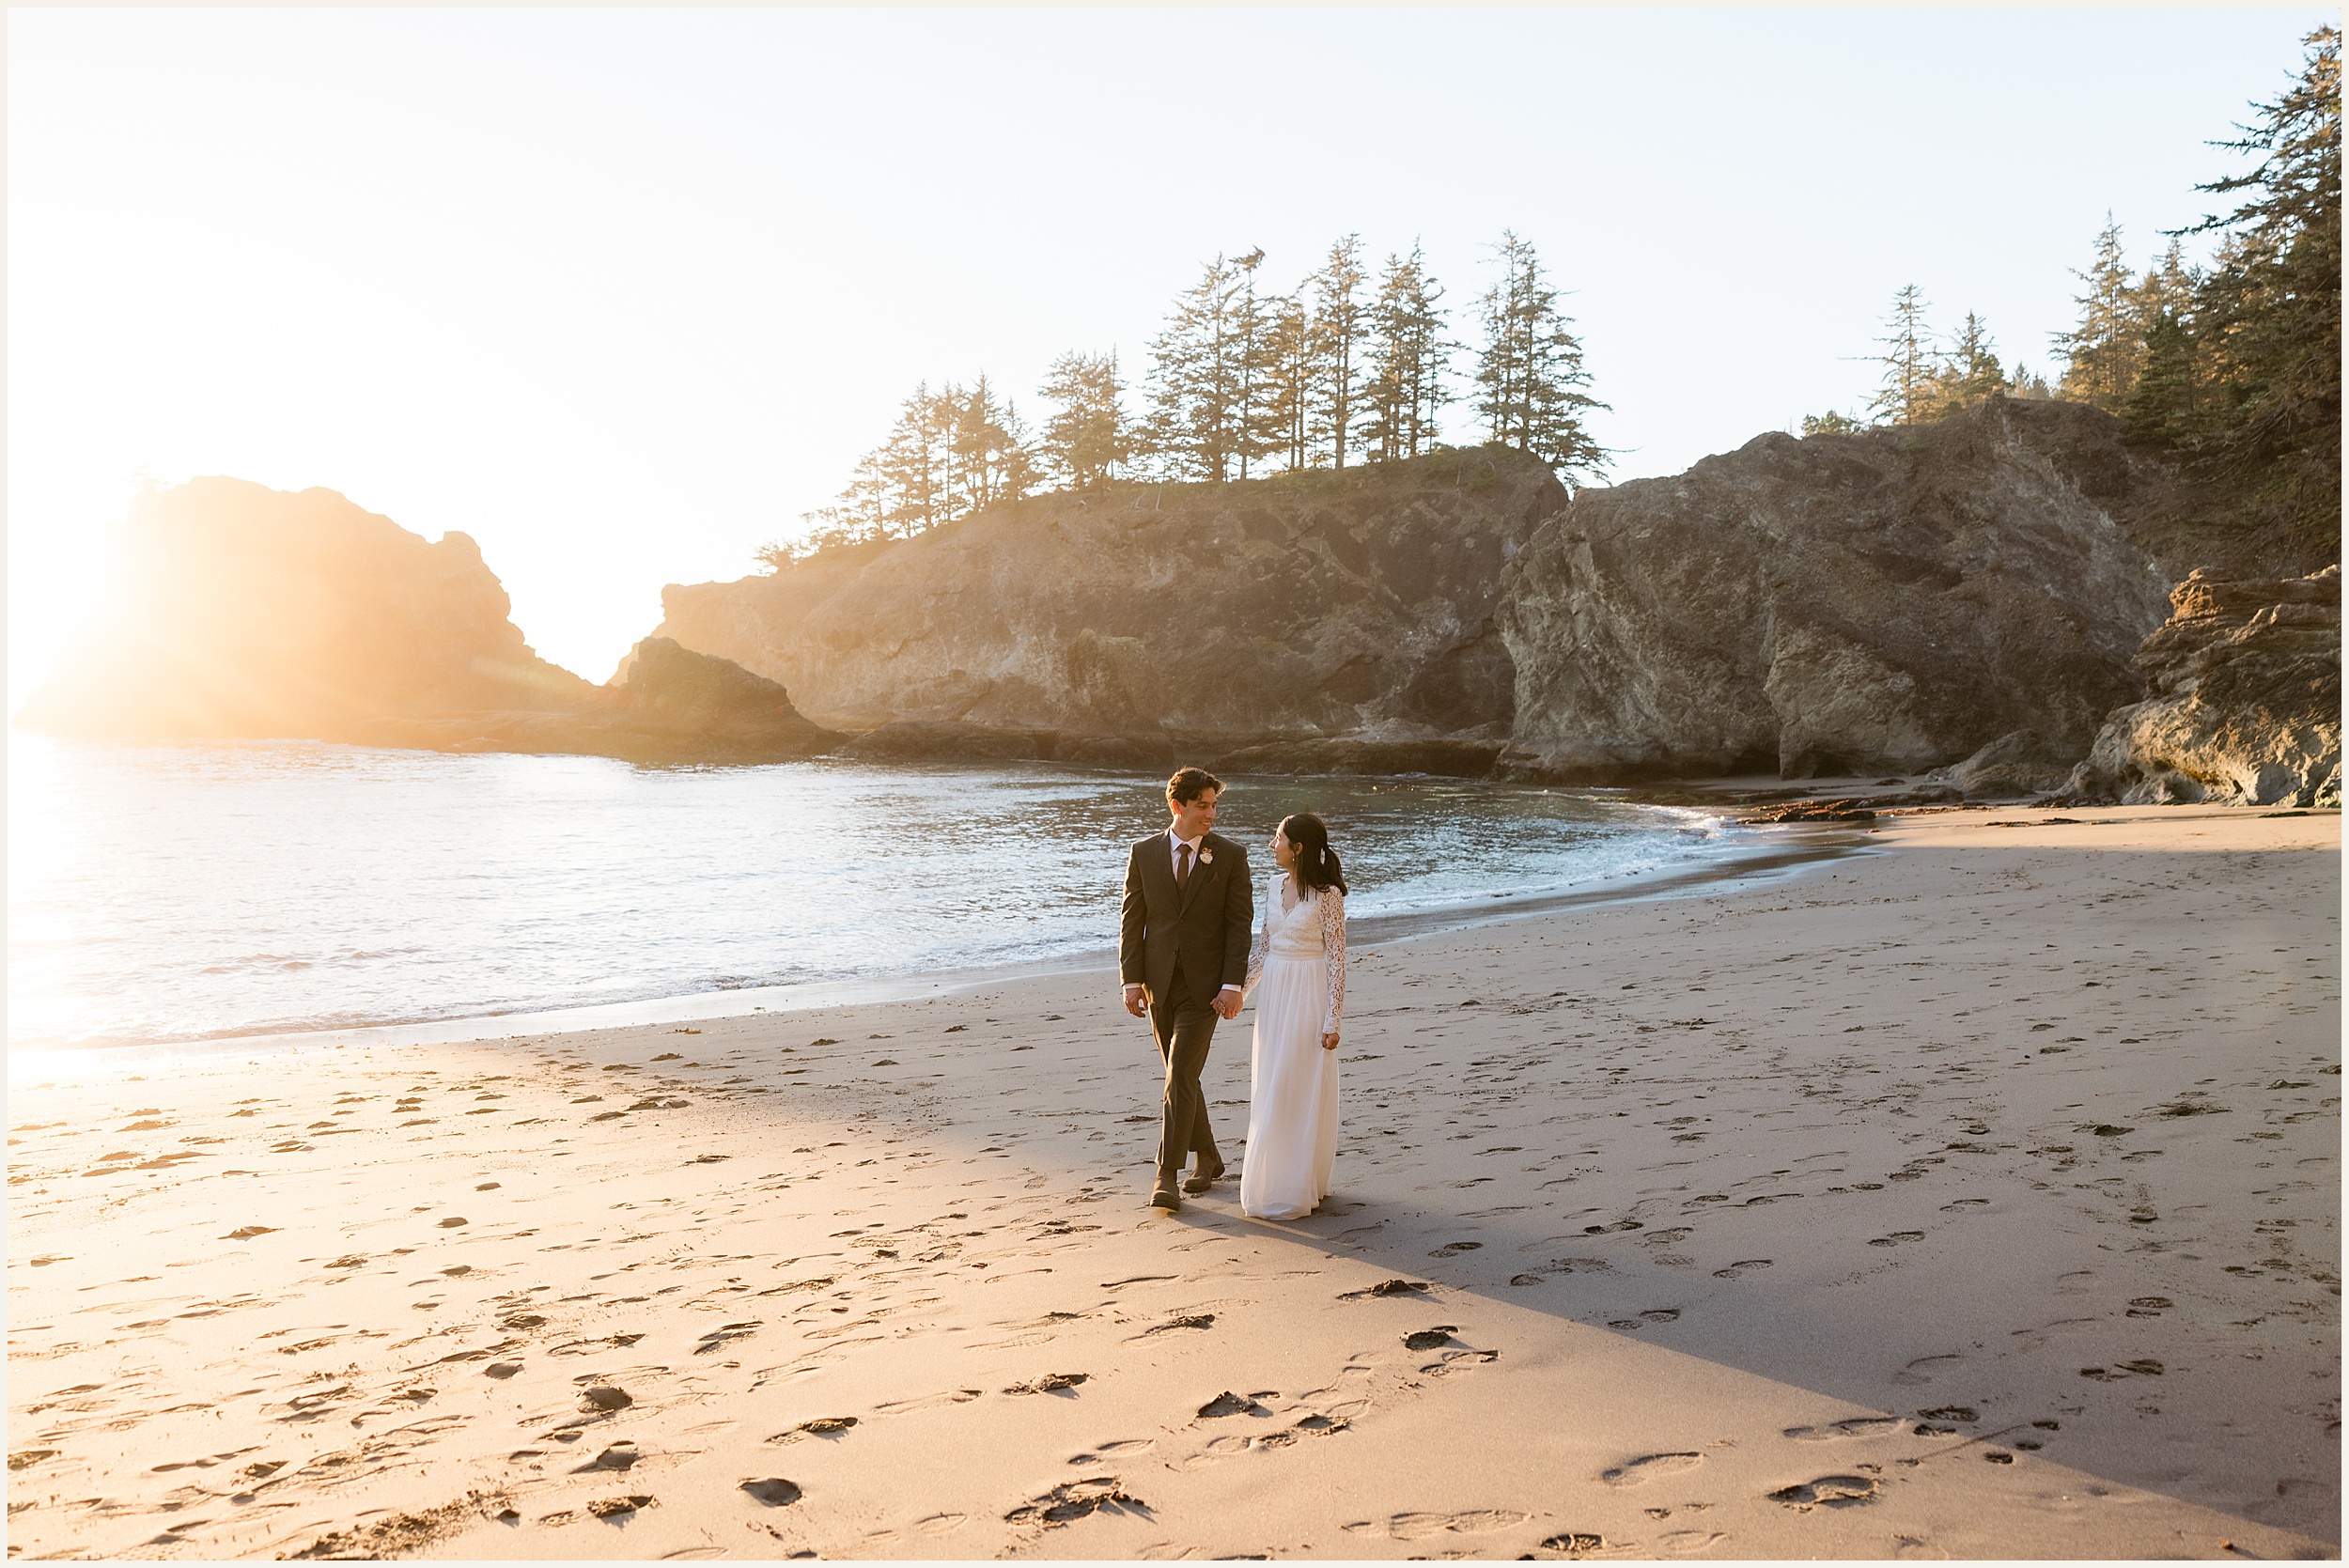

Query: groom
[[1120, 767, 1252, 1213]]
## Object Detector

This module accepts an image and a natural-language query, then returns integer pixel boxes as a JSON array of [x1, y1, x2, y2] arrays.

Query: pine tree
[[1230, 248, 1276, 480], [1865, 285, 1936, 425], [1262, 292, 1312, 473], [2176, 25, 2341, 554], [947, 376, 1033, 516], [1473, 231, 1609, 478], [874, 382, 956, 537], [1920, 310, 2006, 419], [1143, 256, 1250, 481], [2123, 310, 2202, 446], [2053, 217, 2147, 411], [1037, 350, 1131, 490], [1304, 236, 1368, 469], [1361, 241, 1451, 461]]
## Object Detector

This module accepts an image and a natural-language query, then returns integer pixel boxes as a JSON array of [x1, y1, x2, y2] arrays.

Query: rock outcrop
[[17, 481, 835, 766], [18, 477, 595, 738], [649, 447, 1569, 755], [2061, 567, 2341, 806], [344, 637, 838, 764], [1497, 396, 2182, 781], [1924, 729, 2087, 801]]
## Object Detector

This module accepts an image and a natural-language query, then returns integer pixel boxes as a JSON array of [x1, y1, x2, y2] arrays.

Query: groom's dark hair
[[1166, 767, 1222, 806]]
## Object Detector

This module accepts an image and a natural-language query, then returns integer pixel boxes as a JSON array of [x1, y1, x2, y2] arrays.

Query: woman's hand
[[1321, 1031, 1339, 1051]]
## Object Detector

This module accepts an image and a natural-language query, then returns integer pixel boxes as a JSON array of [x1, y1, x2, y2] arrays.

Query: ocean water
[[7, 735, 1759, 1053]]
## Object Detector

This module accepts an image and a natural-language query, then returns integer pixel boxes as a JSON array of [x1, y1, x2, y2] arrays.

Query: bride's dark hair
[[1279, 812, 1347, 896]]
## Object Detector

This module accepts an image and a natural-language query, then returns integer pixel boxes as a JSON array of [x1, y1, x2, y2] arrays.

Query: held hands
[[1321, 1031, 1340, 1051], [1121, 985, 1242, 1021]]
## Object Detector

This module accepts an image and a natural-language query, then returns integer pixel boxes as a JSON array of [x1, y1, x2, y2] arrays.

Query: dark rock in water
[[2061, 566, 2341, 806], [649, 447, 1567, 738], [1499, 397, 2178, 781], [1740, 799, 1877, 824], [17, 477, 595, 738], [1927, 729, 2085, 801]]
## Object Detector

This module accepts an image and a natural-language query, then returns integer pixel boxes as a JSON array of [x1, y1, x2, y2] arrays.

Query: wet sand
[[6, 803, 2338, 1560]]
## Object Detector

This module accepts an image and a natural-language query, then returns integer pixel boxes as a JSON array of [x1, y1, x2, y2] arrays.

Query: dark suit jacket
[[1119, 830, 1253, 1004]]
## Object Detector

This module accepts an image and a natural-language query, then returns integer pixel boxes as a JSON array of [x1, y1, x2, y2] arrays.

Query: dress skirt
[[1241, 951, 1340, 1219]]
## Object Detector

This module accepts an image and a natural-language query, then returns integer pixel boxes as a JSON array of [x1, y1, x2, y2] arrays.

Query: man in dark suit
[[1120, 766, 1253, 1213]]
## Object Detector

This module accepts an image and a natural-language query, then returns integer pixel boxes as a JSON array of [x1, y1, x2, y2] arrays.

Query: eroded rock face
[[2062, 567, 2341, 806], [17, 477, 594, 738], [1498, 398, 2179, 780], [1926, 729, 2085, 801], [650, 447, 1568, 745]]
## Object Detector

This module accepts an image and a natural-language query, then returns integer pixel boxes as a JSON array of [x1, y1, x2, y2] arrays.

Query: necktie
[[1175, 842, 1192, 892]]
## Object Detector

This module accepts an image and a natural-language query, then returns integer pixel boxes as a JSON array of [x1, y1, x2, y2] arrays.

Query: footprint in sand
[[1602, 1452, 1703, 1487], [1783, 1417, 1904, 1441], [873, 1389, 983, 1416], [1345, 1510, 1530, 1541], [1712, 1259, 1772, 1280], [1653, 1529, 1731, 1557], [1768, 1474, 1878, 1509], [1892, 1355, 1960, 1386], [1003, 1476, 1147, 1527], [1068, 1439, 1157, 1465], [767, 1416, 859, 1444]]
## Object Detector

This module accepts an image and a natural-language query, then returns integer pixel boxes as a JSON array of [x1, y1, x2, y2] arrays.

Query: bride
[[1239, 812, 1348, 1220]]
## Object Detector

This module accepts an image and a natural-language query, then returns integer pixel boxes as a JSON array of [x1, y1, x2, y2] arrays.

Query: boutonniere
[[1198, 847, 1214, 866]]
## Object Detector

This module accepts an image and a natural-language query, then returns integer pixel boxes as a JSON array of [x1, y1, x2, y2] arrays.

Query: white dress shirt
[[1148, 827, 1239, 995]]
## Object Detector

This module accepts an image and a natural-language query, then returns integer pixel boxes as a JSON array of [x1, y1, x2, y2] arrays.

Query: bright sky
[[8, 7, 2330, 703]]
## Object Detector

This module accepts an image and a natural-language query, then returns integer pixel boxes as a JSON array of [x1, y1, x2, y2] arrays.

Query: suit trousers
[[1149, 964, 1222, 1182]]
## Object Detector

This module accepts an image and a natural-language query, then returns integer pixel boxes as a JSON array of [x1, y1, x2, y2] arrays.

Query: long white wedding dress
[[1239, 871, 1347, 1220]]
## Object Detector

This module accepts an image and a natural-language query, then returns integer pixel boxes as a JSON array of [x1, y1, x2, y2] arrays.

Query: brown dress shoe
[[1181, 1162, 1225, 1195], [1149, 1183, 1181, 1212]]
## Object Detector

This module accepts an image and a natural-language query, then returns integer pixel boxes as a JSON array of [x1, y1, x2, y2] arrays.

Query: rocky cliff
[[16, 481, 835, 767], [18, 477, 594, 738], [1497, 396, 2182, 780], [2062, 567, 2341, 806], [650, 447, 1570, 762], [344, 637, 838, 764]]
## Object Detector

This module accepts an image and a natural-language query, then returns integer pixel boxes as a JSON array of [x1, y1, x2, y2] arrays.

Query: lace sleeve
[[1243, 878, 1271, 997], [1318, 889, 1346, 1036]]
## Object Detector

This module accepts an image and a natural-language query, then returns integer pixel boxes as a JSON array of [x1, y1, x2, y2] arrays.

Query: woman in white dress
[[1239, 813, 1347, 1220]]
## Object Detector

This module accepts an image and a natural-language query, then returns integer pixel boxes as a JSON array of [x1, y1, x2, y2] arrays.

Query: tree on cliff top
[[1143, 254, 1252, 482], [1866, 284, 1937, 425], [2177, 24, 2341, 555], [1303, 236, 1369, 470], [1037, 350, 1132, 490], [1361, 241, 1452, 462], [1473, 231, 1609, 480], [2053, 219, 2147, 411]]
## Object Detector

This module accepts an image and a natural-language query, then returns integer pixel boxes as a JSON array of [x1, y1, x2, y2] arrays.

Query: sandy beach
[[6, 803, 2338, 1561]]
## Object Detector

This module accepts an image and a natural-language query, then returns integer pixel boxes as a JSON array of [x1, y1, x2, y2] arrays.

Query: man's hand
[[1321, 1031, 1340, 1051], [1122, 984, 1147, 1017], [1212, 988, 1242, 1021]]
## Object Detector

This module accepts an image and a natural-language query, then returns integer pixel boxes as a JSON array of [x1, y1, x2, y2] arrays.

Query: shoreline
[[8, 815, 1869, 1079], [7, 802, 2336, 1561]]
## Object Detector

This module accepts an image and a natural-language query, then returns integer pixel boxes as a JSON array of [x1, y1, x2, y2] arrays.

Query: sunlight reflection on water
[[8, 736, 1735, 1051]]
